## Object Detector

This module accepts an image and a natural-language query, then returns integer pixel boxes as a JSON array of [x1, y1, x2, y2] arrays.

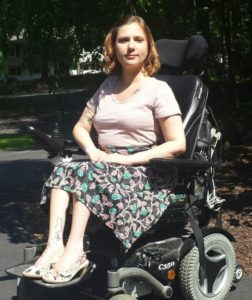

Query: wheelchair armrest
[[64, 139, 84, 155], [26, 126, 64, 153], [150, 157, 221, 170], [26, 126, 85, 156]]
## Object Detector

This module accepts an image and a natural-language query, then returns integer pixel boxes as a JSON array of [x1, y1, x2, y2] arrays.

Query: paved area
[[0, 89, 88, 139], [0, 91, 84, 299], [0, 150, 48, 300]]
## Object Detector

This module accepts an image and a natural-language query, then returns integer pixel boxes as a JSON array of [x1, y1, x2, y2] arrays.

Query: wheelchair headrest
[[156, 35, 208, 72]]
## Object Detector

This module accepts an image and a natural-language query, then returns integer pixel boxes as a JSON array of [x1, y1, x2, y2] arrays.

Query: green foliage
[[0, 134, 35, 150], [0, 0, 251, 109], [0, 78, 18, 94], [0, 50, 7, 76]]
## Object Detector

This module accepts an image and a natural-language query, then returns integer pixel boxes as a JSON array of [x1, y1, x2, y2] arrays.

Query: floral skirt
[[41, 146, 176, 251]]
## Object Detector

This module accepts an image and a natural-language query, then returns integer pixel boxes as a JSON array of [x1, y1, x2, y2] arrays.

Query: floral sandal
[[22, 246, 64, 279], [42, 251, 89, 284]]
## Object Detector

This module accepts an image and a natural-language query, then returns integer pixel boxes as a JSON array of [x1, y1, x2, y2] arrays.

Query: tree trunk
[[221, 1, 239, 108], [41, 50, 49, 81], [195, 1, 210, 81]]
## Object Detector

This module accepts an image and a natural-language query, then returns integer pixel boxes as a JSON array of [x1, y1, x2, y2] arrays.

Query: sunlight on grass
[[0, 135, 35, 150]]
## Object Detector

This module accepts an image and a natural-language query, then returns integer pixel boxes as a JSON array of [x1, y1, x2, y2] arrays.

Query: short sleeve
[[154, 80, 181, 119], [85, 77, 111, 114]]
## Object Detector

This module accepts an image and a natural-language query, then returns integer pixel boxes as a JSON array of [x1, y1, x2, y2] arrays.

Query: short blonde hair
[[103, 15, 160, 76]]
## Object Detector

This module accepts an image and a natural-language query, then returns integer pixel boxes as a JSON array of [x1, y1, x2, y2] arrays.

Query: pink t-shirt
[[85, 76, 181, 149]]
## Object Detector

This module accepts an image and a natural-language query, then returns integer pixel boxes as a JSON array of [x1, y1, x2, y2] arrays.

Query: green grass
[[0, 134, 35, 150]]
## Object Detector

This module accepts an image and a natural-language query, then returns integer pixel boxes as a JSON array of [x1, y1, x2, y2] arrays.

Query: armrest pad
[[26, 126, 64, 153], [150, 158, 221, 169]]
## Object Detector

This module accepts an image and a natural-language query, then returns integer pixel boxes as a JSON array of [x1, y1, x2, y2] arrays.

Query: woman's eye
[[118, 38, 128, 43]]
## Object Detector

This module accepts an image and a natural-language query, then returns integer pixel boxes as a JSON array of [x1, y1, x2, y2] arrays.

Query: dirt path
[[216, 145, 252, 276]]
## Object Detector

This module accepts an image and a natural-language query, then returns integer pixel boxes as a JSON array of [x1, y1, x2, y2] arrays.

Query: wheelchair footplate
[[6, 243, 96, 289], [6, 260, 96, 288]]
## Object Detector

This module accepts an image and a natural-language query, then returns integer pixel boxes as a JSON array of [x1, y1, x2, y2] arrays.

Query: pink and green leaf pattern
[[41, 145, 177, 251]]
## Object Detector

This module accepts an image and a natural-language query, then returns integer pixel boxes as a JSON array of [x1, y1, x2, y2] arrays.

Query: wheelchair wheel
[[109, 294, 137, 300], [233, 264, 244, 283], [179, 233, 236, 300]]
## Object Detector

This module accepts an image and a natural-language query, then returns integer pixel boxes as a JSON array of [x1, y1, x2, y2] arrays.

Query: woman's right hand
[[87, 147, 108, 162]]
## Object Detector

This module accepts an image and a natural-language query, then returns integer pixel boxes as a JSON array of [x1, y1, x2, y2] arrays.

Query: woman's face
[[115, 22, 148, 71]]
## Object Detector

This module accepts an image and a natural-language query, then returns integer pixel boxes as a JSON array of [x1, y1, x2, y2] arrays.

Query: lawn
[[0, 134, 35, 150]]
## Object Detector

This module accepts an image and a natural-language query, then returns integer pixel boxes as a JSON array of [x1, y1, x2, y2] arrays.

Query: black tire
[[109, 294, 137, 300], [179, 233, 236, 300]]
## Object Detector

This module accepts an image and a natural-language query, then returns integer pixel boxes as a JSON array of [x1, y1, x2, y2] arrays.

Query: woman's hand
[[105, 153, 132, 165], [88, 150, 132, 165], [87, 148, 108, 162]]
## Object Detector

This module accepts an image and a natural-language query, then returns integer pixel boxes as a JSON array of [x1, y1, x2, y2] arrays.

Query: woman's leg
[[53, 195, 90, 272], [35, 188, 69, 266]]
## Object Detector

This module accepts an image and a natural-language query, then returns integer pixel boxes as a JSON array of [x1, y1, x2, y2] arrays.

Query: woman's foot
[[22, 243, 64, 278], [42, 250, 89, 283]]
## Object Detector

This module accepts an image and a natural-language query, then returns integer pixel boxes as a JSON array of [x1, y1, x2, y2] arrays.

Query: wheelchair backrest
[[155, 35, 220, 161], [155, 74, 208, 159]]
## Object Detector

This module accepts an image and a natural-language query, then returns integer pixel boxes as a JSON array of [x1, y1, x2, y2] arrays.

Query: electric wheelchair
[[6, 35, 243, 300]]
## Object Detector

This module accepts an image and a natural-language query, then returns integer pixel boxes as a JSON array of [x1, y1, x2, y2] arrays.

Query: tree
[[0, 0, 251, 89]]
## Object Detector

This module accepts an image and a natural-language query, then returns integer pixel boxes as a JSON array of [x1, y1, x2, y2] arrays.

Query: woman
[[23, 15, 186, 283]]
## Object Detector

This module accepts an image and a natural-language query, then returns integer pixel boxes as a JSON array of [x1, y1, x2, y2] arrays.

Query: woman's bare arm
[[105, 115, 186, 165], [73, 107, 108, 162]]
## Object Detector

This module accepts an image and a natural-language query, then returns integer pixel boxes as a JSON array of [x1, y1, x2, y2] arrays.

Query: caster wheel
[[109, 294, 137, 300], [234, 264, 244, 283]]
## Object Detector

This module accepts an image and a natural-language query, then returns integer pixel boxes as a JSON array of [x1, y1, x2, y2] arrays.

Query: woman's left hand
[[105, 153, 132, 165]]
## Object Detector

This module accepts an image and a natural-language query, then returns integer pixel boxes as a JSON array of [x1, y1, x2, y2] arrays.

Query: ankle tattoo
[[53, 217, 63, 242]]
